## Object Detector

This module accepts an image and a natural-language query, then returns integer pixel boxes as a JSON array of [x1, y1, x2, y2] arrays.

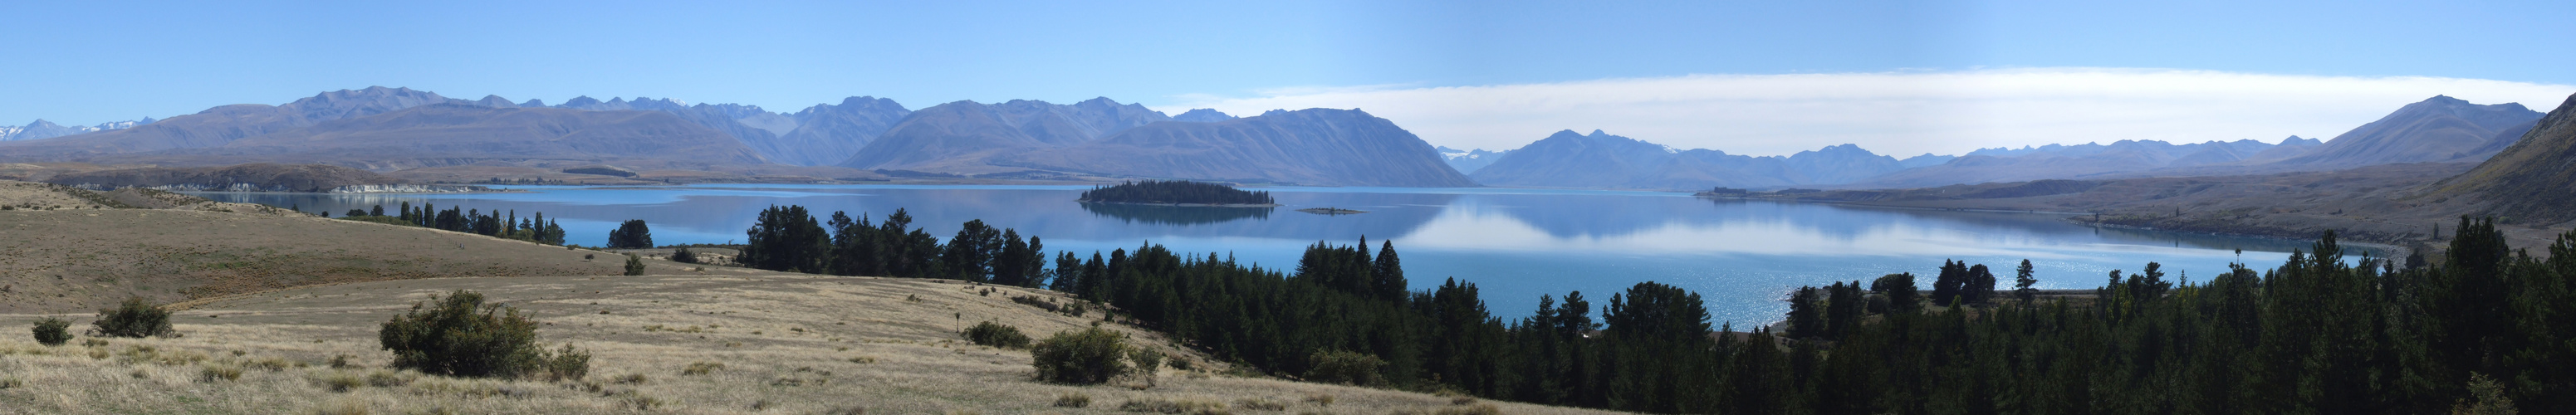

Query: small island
[[1296, 208, 1369, 215], [1078, 179, 1278, 207]]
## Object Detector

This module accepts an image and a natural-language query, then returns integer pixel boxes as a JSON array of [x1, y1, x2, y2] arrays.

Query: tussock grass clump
[[1031, 327, 1132, 383], [683, 361, 726, 375], [1055, 393, 1093, 408], [92, 297, 178, 338], [31, 317, 72, 345], [199, 364, 244, 382], [1302, 393, 1335, 406], [1116, 398, 1230, 414], [320, 371, 366, 392], [378, 290, 588, 379], [962, 320, 1031, 349], [0, 377, 24, 389]]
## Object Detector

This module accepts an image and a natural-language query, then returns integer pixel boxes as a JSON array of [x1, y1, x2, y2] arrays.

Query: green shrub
[[1304, 350, 1387, 387], [1129, 347, 1165, 374], [378, 290, 583, 378], [1031, 327, 1132, 383], [541, 343, 590, 381], [624, 255, 646, 276], [671, 248, 698, 264], [962, 321, 1031, 349], [31, 317, 72, 345], [92, 297, 177, 338]]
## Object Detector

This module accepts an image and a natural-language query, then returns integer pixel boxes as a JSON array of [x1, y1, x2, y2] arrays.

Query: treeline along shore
[[696, 203, 2570, 413]]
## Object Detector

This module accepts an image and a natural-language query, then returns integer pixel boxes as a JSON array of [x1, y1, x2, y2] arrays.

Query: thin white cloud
[[1156, 68, 2576, 157]]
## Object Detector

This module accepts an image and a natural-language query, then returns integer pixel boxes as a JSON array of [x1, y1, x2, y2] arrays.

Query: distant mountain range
[[0, 118, 156, 141], [1437, 146, 1511, 173], [843, 102, 1469, 187], [1467, 95, 2549, 190], [1469, 129, 1915, 189], [1, 87, 2554, 190], [999, 108, 1476, 187]]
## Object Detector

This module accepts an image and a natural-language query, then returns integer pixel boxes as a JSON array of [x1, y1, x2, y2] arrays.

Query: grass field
[[0, 275, 1614, 414]]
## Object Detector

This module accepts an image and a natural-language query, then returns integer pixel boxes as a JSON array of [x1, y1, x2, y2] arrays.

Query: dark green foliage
[[1870, 273, 1919, 312], [963, 321, 1032, 349], [389, 203, 563, 245], [378, 290, 584, 378], [623, 254, 645, 276], [1305, 350, 1388, 386], [91, 297, 175, 338], [607, 220, 654, 249], [670, 247, 698, 264], [2014, 259, 2039, 302], [740, 205, 830, 273], [940, 220, 1002, 281], [31, 317, 71, 346], [1031, 327, 1133, 383], [1078, 179, 1274, 205]]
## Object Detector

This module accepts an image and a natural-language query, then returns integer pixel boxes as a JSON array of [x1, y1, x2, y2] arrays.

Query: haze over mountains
[[0, 87, 2554, 190]]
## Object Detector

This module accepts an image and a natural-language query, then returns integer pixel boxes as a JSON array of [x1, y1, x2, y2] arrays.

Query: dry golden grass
[[0, 274, 1623, 414]]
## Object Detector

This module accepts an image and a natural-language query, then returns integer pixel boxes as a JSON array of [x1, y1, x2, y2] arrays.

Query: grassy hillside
[[0, 180, 640, 314], [0, 275, 1608, 414]]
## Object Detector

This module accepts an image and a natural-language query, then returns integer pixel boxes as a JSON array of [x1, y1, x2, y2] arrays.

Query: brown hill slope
[[0, 274, 1610, 414], [42, 164, 407, 192], [2432, 93, 2576, 222], [1002, 109, 1477, 187], [0, 182, 625, 314]]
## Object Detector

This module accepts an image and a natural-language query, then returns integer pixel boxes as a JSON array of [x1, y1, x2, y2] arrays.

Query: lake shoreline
[[1076, 200, 1281, 208]]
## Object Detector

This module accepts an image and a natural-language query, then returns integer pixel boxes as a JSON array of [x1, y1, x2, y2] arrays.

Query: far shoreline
[[1076, 199, 1281, 208]]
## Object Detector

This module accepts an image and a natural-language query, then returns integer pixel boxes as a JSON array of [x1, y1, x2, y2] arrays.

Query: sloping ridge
[[2433, 93, 2576, 222], [42, 164, 406, 193], [1000, 108, 1477, 187], [2275, 95, 2541, 167], [836, 100, 1058, 171]]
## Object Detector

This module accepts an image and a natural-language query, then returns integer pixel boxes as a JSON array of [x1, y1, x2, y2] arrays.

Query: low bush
[[1129, 347, 1165, 375], [378, 290, 585, 378], [672, 248, 698, 264], [92, 297, 177, 338], [962, 321, 1031, 349], [31, 317, 72, 345], [1304, 350, 1388, 387], [1031, 327, 1132, 383], [683, 361, 725, 375], [541, 343, 590, 381], [624, 255, 646, 276]]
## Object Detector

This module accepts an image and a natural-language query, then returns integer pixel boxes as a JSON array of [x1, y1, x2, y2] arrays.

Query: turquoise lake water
[[196, 184, 2340, 325]]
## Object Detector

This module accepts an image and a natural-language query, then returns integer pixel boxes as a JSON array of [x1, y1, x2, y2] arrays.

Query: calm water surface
[[198, 184, 2333, 325]]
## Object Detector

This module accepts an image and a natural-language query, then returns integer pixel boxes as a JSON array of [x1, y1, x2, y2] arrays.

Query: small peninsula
[[1296, 207, 1369, 215], [1077, 179, 1279, 207]]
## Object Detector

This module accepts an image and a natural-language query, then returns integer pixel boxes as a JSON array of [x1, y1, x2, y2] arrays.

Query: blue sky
[[5, 0, 2572, 154]]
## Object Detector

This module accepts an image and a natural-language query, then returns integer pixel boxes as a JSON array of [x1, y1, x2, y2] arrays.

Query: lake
[[195, 184, 2335, 325]]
